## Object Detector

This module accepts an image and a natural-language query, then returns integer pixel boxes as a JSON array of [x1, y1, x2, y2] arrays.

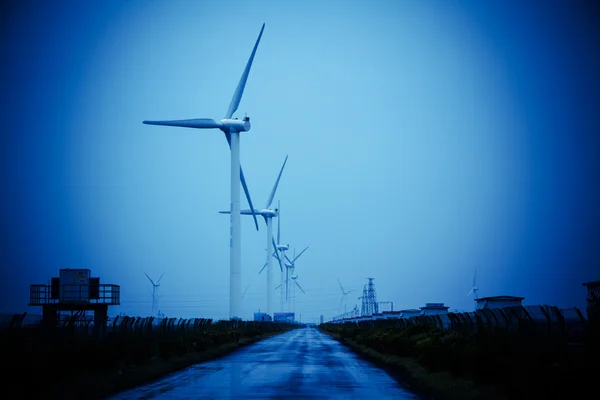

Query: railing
[[29, 284, 120, 306]]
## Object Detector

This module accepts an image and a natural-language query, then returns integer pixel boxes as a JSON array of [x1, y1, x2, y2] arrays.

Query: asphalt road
[[107, 327, 424, 399]]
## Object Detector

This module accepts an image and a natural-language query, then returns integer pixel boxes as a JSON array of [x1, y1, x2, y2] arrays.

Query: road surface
[[107, 327, 425, 399]]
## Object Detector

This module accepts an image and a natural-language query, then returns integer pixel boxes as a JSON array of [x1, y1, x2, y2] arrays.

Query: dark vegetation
[[319, 306, 597, 400], [1, 315, 298, 399]]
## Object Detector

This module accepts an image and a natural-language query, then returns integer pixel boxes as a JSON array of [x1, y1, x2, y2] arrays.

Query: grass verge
[[320, 330, 508, 400]]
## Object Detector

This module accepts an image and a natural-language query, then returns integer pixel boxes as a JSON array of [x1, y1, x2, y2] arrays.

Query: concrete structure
[[475, 295, 524, 310], [254, 312, 272, 322], [420, 303, 450, 316]]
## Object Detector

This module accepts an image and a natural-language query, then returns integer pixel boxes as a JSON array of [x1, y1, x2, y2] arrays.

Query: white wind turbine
[[468, 269, 479, 300], [289, 273, 306, 314], [145, 272, 165, 315], [280, 246, 309, 306], [337, 278, 355, 313], [220, 155, 288, 316], [143, 24, 266, 320], [273, 200, 290, 311]]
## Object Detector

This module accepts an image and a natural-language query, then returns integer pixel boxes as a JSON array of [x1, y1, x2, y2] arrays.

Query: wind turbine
[[145, 272, 165, 315], [273, 200, 290, 311], [220, 155, 288, 316], [467, 269, 479, 300], [337, 278, 355, 313], [283, 246, 309, 305], [289, 273, 306, 314], [142, 24, 266, 320]]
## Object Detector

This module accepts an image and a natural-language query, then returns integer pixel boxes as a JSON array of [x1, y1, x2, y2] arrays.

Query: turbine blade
[[292, 246, 309, 263], [284, 253, 293, 265], [275, 283, 282, 290], [468, 289, 473, 296], [224, 23, 265, 119], [221, 209, 260, 215], [258, 262, 267, 275], [265, 155, 288, 209], [277, 200, 281, 243], [143, 118, 223, 129], [337, 278, 345, 293], [347, 289, 355, 294], [295, 280, 305, 294], [240, 166, 260, 231], [156, 272, 165, 284], [144, 273, 154, 285]]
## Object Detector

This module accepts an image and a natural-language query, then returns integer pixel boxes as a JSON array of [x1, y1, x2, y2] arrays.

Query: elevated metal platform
[[29, 284, 120, 306]]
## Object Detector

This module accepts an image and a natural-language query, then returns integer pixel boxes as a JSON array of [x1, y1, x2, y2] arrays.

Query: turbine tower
[[145, 272, 165, 315], [273, 200, 290, 311], [468, 269, 479, 300], [221, 155, 288, 316], [337, 278, 355, 313], [142, 24, 266, 320]]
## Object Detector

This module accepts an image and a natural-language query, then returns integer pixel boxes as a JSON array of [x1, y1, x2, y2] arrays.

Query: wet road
[[107, 327, 424, 399]]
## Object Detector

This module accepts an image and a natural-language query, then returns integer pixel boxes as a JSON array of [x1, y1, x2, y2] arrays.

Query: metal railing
[[29, 284, 120, 306]]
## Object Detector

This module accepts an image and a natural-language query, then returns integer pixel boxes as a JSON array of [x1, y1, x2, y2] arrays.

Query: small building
[[253, 312, 272, 322], [382, 311, 402, 319], [420, 303, 450, 316], [475, 295, 524, 310], [399, 309, 421, 318], [273, 312, 294, 323]]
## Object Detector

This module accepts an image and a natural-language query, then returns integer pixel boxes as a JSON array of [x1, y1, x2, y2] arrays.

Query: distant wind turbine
[[220, 155, 288, 316], [337, 278, 355, 313], [283, 246, 309, 304], [143, 24, 266, 320], [145, 272, 165, 315], [273, 200, 290, 311], [468, 269, 479, 300]]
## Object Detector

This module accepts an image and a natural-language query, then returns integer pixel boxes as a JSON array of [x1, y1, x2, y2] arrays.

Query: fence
[[0, 311, 298, 341], [342, 305, 589, 343]]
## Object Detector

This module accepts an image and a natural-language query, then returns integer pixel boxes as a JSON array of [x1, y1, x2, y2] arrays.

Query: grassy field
[[318, 322, 596, 400]]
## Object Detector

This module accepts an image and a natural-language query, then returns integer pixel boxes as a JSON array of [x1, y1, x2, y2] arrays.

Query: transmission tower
[[360, 278, 378, 316]]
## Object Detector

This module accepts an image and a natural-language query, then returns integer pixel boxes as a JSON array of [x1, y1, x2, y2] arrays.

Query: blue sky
[[1, 0, 598, 322]]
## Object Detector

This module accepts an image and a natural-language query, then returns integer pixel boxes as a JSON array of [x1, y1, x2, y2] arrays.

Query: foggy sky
[[1, 0, 599, 322]]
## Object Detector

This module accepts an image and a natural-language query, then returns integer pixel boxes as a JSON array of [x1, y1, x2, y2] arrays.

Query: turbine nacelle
[[261, 208, 278, 218], [277, 244, 290, 251], [220, 116, 250, 133]]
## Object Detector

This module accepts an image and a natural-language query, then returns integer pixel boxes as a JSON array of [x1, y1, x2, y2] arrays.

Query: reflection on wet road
[[107, 327, 423, 399]]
